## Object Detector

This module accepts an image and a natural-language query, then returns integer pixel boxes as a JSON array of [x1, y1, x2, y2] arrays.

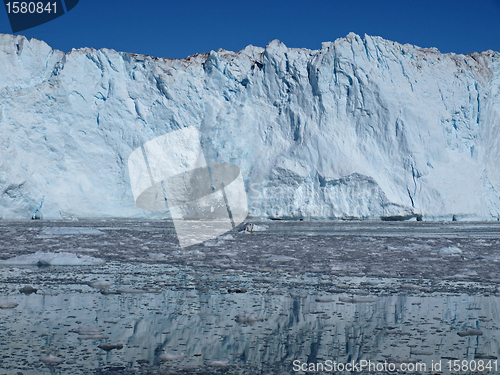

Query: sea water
[[0, 220, 499, 374]]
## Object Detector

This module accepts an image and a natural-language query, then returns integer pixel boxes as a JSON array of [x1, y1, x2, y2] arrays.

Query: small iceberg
[[202, 240, 225, 247], [438, 246, 462, 255], [159, 352, 185, 361], [205, 360, 230, 367], [0, 251, 105, 266], [88, 280, 113, 289], [457, 329, 483, 337], [240, 223, 267, 233], [410, 349, 433, 355], [19, 285, 37, 294], [40, 354, 64, 364], [0, 302, 18, 309], [98, 343, 123, 351]]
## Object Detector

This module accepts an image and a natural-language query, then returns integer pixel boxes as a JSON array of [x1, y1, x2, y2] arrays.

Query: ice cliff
[[1, 32, 500, 220]]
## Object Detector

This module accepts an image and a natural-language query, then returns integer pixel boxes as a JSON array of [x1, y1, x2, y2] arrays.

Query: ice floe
[[290, 292, 308, 298], [205, 360, 230, 367], [0, 302, 18, 309], [0, 251, 105, 266], [88, 279, 113, 289], [241, 223, 267, 233], [97, 343, 123, 351], [39, 227, 103, 235], [19, 285, 37, 294], [159, 352, 186, 361], [457, 329, 483, 336], [438, 246, 462, 255], [39, 354, 64, 364]]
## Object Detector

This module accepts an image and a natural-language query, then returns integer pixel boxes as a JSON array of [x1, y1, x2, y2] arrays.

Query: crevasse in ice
[[0, 33, 499, 220]]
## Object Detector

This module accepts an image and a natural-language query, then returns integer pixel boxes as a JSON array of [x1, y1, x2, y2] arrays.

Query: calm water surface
[[0, 220, 499, 374]]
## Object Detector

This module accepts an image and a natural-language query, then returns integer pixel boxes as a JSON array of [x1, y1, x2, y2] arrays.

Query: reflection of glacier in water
[[0, 221, 500, 374]]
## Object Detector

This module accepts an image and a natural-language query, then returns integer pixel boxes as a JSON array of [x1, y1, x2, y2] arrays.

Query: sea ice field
[[0, 220, 500, 374]]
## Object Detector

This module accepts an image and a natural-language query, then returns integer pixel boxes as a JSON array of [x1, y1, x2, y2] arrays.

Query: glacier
[[0, 32, 499, 220]]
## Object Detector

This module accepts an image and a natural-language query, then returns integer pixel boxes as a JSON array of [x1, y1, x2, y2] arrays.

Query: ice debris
[[19, 285, 37, 294], [439, 246, 463, 255], [159, 352, 186, 361], [338, 296, 378, 303], [88, 279, 113, 289], [241, 223, 267, 233], [40, 354, 64, 364], [0, 251, 105, 266], [315, 296, 335, 302], [205, 360, 230, 367], [457, 329, 483, 336], [410, 350, 433, 355], [98, 343, 123, 351], [40, 227, 103, 235], [264, 255, 298, 262], [0, 302, 18, 309]]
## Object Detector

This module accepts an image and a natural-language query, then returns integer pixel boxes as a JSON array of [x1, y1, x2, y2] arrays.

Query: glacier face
[[0, 32, 499, 220]]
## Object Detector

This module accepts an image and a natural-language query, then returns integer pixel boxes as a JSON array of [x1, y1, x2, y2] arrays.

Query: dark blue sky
[[1, 0, 499, 59]]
